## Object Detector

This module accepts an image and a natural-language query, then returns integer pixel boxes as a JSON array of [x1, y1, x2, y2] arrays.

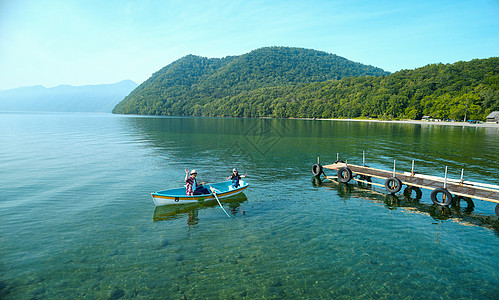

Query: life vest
[[231, 174, 240, 188]]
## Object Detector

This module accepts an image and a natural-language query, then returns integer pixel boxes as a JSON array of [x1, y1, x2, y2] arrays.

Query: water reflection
[[120, 116, 499, 182], [313, 177, 499, 235], [153, 193, 248, 226]]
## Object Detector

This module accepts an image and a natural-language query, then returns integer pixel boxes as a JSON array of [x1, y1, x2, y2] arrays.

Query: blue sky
[[0, 0, 498, 90]]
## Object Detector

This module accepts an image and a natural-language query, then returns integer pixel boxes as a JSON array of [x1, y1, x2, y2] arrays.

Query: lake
[[1, 112, 499, 299]]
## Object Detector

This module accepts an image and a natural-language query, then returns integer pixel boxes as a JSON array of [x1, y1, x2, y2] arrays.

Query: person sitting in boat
[[226, 168, 247, 188], [185, 169, 210, 195]]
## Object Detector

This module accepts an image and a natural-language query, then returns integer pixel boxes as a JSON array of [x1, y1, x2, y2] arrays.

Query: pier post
[[444, 166, 448, 189]]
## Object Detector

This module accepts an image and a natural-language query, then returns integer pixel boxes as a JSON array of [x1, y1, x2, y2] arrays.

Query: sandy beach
[[317, 118, 499, 128]]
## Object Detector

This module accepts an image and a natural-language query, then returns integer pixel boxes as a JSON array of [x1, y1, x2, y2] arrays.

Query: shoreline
[[6, 111, 497, 128], [311, 118, 499, 128]]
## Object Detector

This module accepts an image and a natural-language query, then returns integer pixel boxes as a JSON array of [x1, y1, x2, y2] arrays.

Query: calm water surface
[[1, 112, 499, 299]]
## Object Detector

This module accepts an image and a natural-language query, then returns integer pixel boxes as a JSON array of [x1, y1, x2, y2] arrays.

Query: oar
[[210, 186, 231, 218]]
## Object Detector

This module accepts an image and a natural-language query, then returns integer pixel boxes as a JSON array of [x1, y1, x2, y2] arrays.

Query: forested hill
[[206, 57, 498, 120], [113, 48, 498, 121], [112, 47, 389, 115]]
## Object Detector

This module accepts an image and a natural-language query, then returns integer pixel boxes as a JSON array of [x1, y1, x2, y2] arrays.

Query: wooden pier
[[312, 157, 499, 216], [312, 175, 499, 234]]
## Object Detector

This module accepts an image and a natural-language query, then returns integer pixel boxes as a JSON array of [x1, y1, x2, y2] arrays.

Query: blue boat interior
[[154, 180, 247, 197]]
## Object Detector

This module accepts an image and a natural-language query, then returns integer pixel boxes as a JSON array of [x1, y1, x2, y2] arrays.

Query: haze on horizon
[[0, 0, 498, 90]]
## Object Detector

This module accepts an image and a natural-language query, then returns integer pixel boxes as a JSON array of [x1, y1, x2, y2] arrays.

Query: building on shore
[[486, 111, 499, 123]]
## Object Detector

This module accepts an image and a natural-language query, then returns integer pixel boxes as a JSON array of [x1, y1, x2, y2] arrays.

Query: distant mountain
[[112, 47, 389, 115], [0, 80, 138, 113]]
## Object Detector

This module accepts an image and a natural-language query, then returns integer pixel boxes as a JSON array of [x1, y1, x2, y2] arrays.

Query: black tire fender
[[312, 164, 323, 176], [385, 177, 402, 194], [403, 186, 422, 200], [337, 167, 352, 183], [452, 196, 475, 209], [431, 188, 453, 206], [359, 175, 372, 182], [311, 176, 322, 187]]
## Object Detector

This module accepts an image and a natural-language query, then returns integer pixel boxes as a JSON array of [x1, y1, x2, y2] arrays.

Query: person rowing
[[185, 169, 210, 195]]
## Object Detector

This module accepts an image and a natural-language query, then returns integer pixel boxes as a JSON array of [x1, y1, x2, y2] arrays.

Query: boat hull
[[151, 181, 249, 206]]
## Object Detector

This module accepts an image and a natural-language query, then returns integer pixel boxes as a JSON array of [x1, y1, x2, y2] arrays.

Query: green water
[[1, 112, 499, 299]]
